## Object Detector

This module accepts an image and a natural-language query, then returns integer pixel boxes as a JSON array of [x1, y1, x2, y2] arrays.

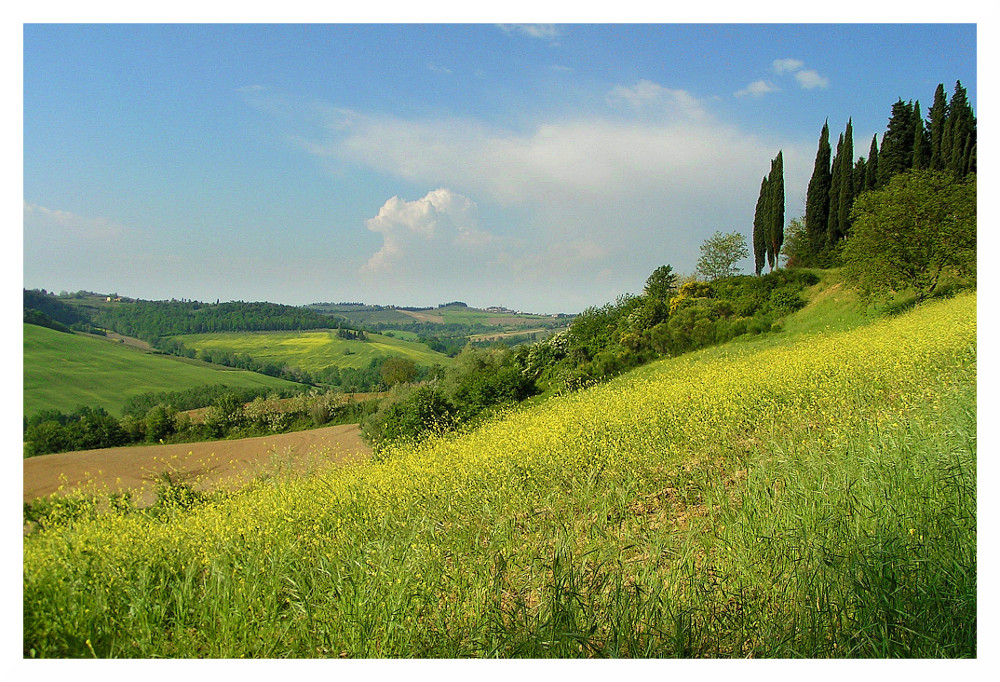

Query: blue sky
[[22, 22, 978, 313]]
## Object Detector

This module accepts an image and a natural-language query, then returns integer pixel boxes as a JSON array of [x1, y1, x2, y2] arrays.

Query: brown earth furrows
[[23, 423, 371, 506]]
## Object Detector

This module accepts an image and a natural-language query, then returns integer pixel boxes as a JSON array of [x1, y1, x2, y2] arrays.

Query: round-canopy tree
[[842, 170, 976, 301]]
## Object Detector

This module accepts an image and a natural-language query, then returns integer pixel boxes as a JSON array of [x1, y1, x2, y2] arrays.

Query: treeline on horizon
[[751, 80, 976, 274], [796, 80, 976, 267]]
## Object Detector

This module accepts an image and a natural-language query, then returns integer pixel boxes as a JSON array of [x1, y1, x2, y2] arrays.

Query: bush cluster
[[23, 390, 379, 457]]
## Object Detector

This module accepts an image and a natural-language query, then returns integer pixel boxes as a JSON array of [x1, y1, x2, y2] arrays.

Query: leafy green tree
[[842, 170, 976, 301], [643, 265, 679, 301], [695, 230, 750, 281], [380, 357, 417, 387], [779, 216, 809, 268]]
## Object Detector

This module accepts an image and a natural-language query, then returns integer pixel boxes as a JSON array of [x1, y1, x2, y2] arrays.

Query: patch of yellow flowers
[[23, 293, 976, 656]]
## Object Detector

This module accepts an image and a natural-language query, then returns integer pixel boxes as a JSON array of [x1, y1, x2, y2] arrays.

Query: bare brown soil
[[23, 423, 371, 506]]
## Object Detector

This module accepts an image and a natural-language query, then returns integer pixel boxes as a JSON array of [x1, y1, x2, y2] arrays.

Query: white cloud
[[497, 24, 561, 41], [361, 188, 492, 274], [287, 78, 814, 309], [23, 202, 127, 241], [735, 80, 779, 97], [795, 69, 830, 90], [606, 80, 709, 120], [772, 58, 804, 74]]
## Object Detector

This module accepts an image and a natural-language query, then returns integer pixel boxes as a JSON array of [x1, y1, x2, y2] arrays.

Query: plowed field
[[23, 423, 370, 506]]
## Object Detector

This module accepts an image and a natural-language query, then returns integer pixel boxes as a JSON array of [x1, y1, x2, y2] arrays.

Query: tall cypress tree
[[946, 80, 976, 176], [835, 120, 854, 239], [828, 132, 845, 247], [864, 134, 879, 191], [911, 101, 929, 170], [804, 121, 832, 263], [878, 99, 916, 186], [928, 83, 948, 171], [768, 151, 785, 271], [752, 175, 768, 276]]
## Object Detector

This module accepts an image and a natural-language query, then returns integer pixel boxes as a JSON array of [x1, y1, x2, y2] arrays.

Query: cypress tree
[[836, 120, 854, 239], [828, 132, 845, 247], [928, 83, 948, 171], [946, 80, 976, 176], [804, 121, 832, 263], [911, 101, 929, 170], [753, 175, 768, 276], [768, 151, 785, 271], [878, 99, 916, 186], [865, 134, 879, 191]]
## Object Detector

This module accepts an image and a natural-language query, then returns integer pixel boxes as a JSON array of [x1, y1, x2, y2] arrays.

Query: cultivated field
[[23, 324, 300, 417], [169, 329, 453, 373], [23, 291, 976, 657], [23, 423, 370, 508]]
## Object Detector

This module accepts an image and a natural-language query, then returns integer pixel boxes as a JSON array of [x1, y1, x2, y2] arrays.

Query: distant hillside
[[23, 324, 301, 417]]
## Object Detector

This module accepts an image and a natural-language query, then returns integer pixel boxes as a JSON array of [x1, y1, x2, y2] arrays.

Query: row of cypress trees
[[799, 80, 976, 267]]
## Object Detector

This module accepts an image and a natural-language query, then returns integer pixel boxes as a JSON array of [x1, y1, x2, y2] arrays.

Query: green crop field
[[23, 325, 301, 417], [169, 329, 454, 373], [23, 288, 976, 658]]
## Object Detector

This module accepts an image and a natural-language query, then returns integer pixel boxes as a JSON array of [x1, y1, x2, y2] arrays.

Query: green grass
[[23, 289, 976, 658], [170, 329, 454, 372], [23, 324, 300, 417]]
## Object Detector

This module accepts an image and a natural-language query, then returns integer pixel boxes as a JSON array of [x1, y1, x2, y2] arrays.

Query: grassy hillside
[[23, 324, 301, 417], [23, 289, 976, 657], [169, 329, 454, 373]]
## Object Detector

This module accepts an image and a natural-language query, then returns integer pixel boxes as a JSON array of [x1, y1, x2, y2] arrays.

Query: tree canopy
[[696, 231, 750, 281], [841, 170, 976, 301]]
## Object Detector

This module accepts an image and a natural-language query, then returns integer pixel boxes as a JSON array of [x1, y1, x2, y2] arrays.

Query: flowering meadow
[[23, 292, 976, 657]]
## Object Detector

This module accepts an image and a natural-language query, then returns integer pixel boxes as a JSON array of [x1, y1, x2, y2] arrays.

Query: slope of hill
[[23, 324, 301, 417], [23, 290, 976, 657], [168, 329, 455, 373]]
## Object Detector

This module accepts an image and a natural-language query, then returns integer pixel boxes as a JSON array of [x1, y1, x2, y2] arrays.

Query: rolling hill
[[23, 324, 302, 417], [168, 328, 455, 373]]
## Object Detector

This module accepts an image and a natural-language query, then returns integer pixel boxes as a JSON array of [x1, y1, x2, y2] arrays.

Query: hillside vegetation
[[22, 324, 299, 417], [169, 329, 453, 374], [23, 291, 976, 657]]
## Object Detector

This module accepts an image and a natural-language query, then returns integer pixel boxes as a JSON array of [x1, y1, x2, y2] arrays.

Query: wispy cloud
[[735, 80, 779, 98], [497, 24, 561, 41], [765, 58, 830, 90], [607, 80, 709, 120], [23, 202, 127, 241], [772, 58, 804, 74], [794, 69, 830, 89]]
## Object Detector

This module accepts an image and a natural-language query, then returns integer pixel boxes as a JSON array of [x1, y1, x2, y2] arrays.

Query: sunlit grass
[[23, 292, 976, 658]]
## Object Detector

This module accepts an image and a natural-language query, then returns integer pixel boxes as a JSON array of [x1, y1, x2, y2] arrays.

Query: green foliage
[[842, 170, 976, 301], [695, 231, 750, 281], [23, 406, 129, 457], [361, 385, 457, 453], [643, 265, 679, 301], [804, 121, 832, 263], [23, 324, 298, 418], [380, 357, 417, 387]]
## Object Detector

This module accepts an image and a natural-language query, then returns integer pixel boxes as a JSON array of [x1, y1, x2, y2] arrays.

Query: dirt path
[[23, 423, 371, 506]]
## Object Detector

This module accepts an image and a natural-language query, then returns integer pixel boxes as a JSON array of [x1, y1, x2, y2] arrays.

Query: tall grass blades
[[23, 293, 976, 658]]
